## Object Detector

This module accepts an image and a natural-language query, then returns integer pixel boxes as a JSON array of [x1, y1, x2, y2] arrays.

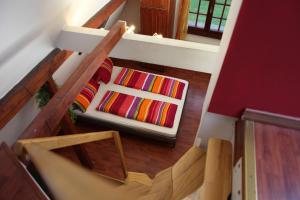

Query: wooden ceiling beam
[[0, 49, 69, 129], [21, 21, 126, 139], [84, 0, 126, 28], [0, 0, 126, 130]]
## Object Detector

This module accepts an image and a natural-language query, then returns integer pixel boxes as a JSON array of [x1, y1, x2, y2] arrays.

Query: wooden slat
[[0, 0, 126, 130], [112, 132, 128, 178], [200, 138, 232, 200], [171, 146, 206, 200], [243, 120, 257, 200], [176, 0, 190, 40], [14, 131, 114, 156], [21, 21, 126, 139]]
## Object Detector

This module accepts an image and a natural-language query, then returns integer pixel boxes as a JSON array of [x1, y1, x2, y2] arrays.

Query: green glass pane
[[213, 4, 224, 18], [226, 0, 232, 5], [188, 13, 197, 26], [216, 0, 225, 4], [197, 15, 206, 28], [189, 0, 200, 13], [220, 19, 226, 32], [199, 1, 209, 14], [210, 18, 220, 31], [223, 6, 230, 19]]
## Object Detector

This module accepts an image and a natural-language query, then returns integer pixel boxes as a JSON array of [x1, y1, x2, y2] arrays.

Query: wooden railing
[[15, 131, 128, 179], [14, 135, 232, 200]]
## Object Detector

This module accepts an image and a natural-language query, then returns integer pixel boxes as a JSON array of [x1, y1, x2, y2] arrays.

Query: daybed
[[75, 65, 189, 144]]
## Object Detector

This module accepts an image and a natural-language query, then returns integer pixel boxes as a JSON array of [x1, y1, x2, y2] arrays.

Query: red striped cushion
[[93, 57, 113, 84], [96, 91, 178, 128], [73, 79, 100, 112], [114, 67, 186, 99]]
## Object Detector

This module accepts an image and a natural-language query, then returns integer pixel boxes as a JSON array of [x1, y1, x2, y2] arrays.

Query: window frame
[[188, 0, 230, 39]]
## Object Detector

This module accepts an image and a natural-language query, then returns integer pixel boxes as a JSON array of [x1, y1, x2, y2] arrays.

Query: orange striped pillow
[[73, 79, 100, 112]]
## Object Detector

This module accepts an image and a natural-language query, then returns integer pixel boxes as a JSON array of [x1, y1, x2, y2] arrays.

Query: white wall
[[195, 0, 243, 147], [0, 97, 40, 146], [57, 26, 219, 74], [0, 0, 124, 145], [0, 0, 112, 99]]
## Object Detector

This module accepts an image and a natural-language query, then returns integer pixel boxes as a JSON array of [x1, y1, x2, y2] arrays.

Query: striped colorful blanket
[[96, 91, 178, 128], [114, 68, 186, 100]]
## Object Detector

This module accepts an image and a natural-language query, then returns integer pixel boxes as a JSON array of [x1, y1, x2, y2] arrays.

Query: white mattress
[[77, 66, 189, 139]]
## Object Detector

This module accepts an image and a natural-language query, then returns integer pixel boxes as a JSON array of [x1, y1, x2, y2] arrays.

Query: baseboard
[[242, 108, 300, 130]]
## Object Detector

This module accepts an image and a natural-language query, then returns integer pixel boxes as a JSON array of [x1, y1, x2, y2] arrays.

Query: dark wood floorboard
[[255, 122, 300, 200], [56, 59, 210, 180]]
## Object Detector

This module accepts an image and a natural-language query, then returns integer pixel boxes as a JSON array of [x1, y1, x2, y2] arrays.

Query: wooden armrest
[[14, 131, 115, 154], [14, 130, 128, 178]]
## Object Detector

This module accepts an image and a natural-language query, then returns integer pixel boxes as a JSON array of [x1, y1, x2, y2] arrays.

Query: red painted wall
[[208, 0, 300, 117]]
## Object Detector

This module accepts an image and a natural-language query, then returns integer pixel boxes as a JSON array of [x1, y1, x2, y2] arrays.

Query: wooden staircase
[[12, 131, 232, 200]]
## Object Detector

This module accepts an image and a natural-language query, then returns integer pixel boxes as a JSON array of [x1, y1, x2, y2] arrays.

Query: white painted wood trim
[[56, 26, 218, 73], [195, 0, 243, 147]]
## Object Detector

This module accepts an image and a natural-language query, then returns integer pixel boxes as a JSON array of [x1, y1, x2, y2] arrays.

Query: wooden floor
[[255, 122, 300, 200], [57, 59, 210, 180]]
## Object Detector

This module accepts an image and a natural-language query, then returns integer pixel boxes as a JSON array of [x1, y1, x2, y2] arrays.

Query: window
[[188, 0, 231, 39]]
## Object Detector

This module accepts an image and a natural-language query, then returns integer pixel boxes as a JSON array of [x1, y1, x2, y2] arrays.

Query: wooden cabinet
[[140, 0, 175, 38]]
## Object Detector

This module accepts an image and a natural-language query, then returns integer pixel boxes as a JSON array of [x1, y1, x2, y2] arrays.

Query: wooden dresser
[[140, 0, 175, 38]]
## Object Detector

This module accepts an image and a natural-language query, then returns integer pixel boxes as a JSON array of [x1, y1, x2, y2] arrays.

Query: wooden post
[[112, 131, 128, 178], [47, 77, 94, 169], [176, 0, 190, 40]]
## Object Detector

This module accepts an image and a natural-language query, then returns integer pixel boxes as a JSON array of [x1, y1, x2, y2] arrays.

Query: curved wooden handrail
[[15, 130, 128, 179]]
